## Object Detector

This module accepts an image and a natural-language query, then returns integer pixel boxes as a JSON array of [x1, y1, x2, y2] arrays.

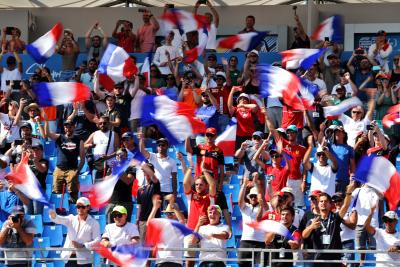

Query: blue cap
[[252, 131, 263, 138], [286, 125, 298, 133]]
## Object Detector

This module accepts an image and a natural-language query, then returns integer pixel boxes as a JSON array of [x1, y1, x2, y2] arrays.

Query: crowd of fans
[[1, 1, 400, 267]]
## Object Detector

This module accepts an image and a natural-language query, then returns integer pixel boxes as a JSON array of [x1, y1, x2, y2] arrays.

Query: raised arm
[[137, 132, 150, 159], [227, 86, 237, 116], [183, 166, 194, 195], [294, 14, 307, 41], [338, 181, 356, 218], [365, 95, 376, 122], [185, 137, 194, 155], [93, 71, 106, 100], [363, 204, 377, 235], [112, 20, 122, 39], [203, 160, 216, 197], [206, 0, 219, 27], [324, 146, 338, 172], [252, 139, 269, 169], [302, 140, 314, 171], [238, 177, 249, 210]]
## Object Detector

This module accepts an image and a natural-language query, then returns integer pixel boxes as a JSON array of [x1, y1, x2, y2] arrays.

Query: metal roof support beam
[[99, 0, 154, 7]]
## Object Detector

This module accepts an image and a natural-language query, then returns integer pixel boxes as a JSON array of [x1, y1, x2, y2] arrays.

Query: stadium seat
[[231, 216, 242, 236], [44, 140, 56, 158], [226, 236, 236, 248], [42, 204, 56, 224], [26, 214, 44, 236], [230, 175, 241, 185], [45, 175, 54, 185], [48, 250, 65, 267], [33, 237, 50, 258], [225, 156, 234, 164], [45, 184, 52, 199], [177, 169, 184, 183], [48, 157, 57, 173], [232, 205, 242, 218], [227, 250, 238, 264], [223, 184, 240, 203], [93, 214, 106, 234], [168, 148, 176, 159], [43, 225, 63, 246], [69, 204, 77, 215], [78, 174, 93, 187], [49, 194, 69, 212], [34, 263, 54, 267]]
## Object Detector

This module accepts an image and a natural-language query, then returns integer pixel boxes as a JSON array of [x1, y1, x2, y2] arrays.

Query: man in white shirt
[[50, 197, 100, 267], [0, 52, 22, 93], [193, 0, 219, 51], [101, 205, 139, 248], [364, 208, 400, 267], [152, 31, 180, 75], [193, 205, 231, 267], [139, 135, 177, 197], [367, 30, 393, 72]]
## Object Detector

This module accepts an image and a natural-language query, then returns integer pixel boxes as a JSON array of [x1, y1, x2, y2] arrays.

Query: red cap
[[206, 127, 217, 135], [310, 190, 322, 197]]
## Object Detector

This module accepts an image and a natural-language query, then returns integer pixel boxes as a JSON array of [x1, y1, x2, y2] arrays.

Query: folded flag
[[280, 48, 326, 70], [215, 118, 237, 157], [247, 220, 301, 241], [160, 9, 208, 35], [141, 95, 206, 144], [257, 64, 304, 110], [5, 154, 49, 205], [354, 155, 400, 210], [82, 150, 145, 208], [299, 77, 320, 109], [94, 243, 149, 267], [26, 23, 63, 64], [32, 82, 91, 107], [216, 32, 268, 52], [98, 44, 138, 89], [382, 104, 400, 128], [311, 15, 343, 43], [184, 26, 208, 64], [323, 97, 362, 118]]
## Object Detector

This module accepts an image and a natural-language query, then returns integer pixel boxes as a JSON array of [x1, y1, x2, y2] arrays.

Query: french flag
[[184, 26, 208, 64], [146, 218, 202, 249], [247, 220, 301, 241], [257, 64, 304, 110], [26, 23, 63, 64], [382, 104, 400, 128], [98, 44, 138, 89], [32, 82, 91, 107], [323, 97, 362, 119], [5, 155, 49, 205], [354, 155, 400, 210], [299, 77, 320, 109], [215, 118, 237, 156], [95, 243, 149, 267], [216, 32, 268, 52], [140, 95, 206, 144], [140, 56, 151, 88], [82, 150, 146, 208], [160, 9, 207, 35], [311, 15, 343, 43], [280, 48, 326, 70]]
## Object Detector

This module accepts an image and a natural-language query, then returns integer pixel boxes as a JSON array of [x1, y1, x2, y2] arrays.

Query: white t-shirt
[[308, 77, 327, 94], [331, 83, 352, 97], [152, 45, 180, 75], [309, 162, 337, 196], [240, 203, 265, 242], [340, 208, 356, 242], [368, 43, 393, 73], [102, 222, 139, 247], [198, 223, 231, 262], [129, 89, 146, 120], [374, 228, 400, 267], [293, 208, 305, 228], [1, 68, 21, 92], [266, 97, 283, 108], [0, 113, 20, 143], [146, 152, 177, 193], [205, 24, 217, 50], [354, 187, 379, 227], [0, 154, 10, 179], [340, 114, 370, 147]]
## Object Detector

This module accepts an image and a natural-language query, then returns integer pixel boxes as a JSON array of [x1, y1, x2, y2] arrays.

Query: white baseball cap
[[76, 197, 90, 206]]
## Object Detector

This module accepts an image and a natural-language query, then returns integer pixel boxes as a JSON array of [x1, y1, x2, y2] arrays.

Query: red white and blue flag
[[354, 155, 400, 210], [216, 32, 268, 52], [5, 154, 49, 205], [26, 23, 63, 64], [33, 82, 91, 107], [140, 56, 151, 88], [323, 97, 362, 119], [311, 15, 343, 43], [247, 220, 301, 241], [382, 104, 400, 128], [140, 95, 206, 144], [159, 9, 207, 35], [257, 64, 304, 110], [95, 243, 149, 267], [98, 44, 138, 90], [215, 118, 237, 157], [280, 48, 326, 70], [184, 26, 208, 64], [299, 77, 320, 109]]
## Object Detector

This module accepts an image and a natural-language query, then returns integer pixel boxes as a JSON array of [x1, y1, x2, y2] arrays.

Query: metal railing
[[0, 247, 398, 266]]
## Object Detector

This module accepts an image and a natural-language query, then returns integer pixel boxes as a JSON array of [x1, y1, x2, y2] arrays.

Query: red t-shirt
[[282, 139, 306, 180], [234, 106, 255, 137], [261, 210, 281, 221], [193, 143, 225, 179], [186, 190, 213, 230], [211, 86, 231, 115], [282, 104, 304, 129], [264, 164, 290, 201], [116, 32, 136, 53]]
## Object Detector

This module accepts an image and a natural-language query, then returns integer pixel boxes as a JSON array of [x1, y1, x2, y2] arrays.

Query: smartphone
[[372, 66, 381, 71], [166, 4, 175, 8], [324, 37, 330, 42], [197, 0, 207, 4], [14, 139, 23, 146], [5, 80, 10, 86], [12, 80, 21, 90], [355, 48, 365, 55], [366, 125, 374, 130], [5, 27, 14, 35]]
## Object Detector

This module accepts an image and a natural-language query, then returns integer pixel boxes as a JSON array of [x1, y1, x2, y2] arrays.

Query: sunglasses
[[157, 143, 167, 147], [252, 136, 261, 140], [206, 133, 215, 137], [201, 94, 209, 97], [316, 153, 325, 157], [352, 111, 362, 114], [384, 219, 396, 223], [165, 212, 174, 216], [271, 154, 281, 159], [113, 213, 124, 218], [76, 205, 87, 209], [249, 194, 257, 199], [394, 58, 400, 62]]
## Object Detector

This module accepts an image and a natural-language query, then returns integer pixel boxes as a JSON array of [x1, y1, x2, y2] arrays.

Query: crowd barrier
[[0, 247, 396, 266]]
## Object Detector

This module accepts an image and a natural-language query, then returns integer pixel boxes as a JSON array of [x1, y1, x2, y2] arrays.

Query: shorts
[[355, 225, 376, 250], [184, 234, 200, 258]]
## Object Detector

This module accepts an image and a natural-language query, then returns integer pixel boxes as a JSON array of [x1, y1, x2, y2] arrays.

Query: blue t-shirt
[[330, 143, 354, 182], [0, 190, 21, 225]]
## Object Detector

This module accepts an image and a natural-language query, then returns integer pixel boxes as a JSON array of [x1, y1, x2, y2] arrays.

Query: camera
[[5, 27, 15, 35], [355, 48, 365, 55], [197, 0, 207, 4], [11, 215, 20, 223], [166, 4, 175, 8], [138, 8, 148, 13], [14, 139, 23, 146], [11, 80, 21, 90], [366, 125, 374, 131]]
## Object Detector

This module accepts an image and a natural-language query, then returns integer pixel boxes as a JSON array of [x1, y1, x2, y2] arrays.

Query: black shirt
[[110, 178, 133, 203], [101, 107, 122, 134], [137, 180, 161, 221], [64, 101, 97, 141], [116, 94, 132, 128], [269, 224, 298, 267], [55, 134, 81, 170], [290, 36, 311, 49]]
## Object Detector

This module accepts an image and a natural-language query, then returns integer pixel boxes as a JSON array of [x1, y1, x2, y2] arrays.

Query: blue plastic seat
[[223, 184, 240, 203], [48, 157, 57, 173], [232, 205, 242, 218], [69, 204, 77, 215], [45, 175, 54, 185], [33, 237, 50, 258], [78, 174, 92, 186], [44, 140, 56, 158], [45, 184, 52, 199], [230, 175, 241, 185], [34, 263, 54, 267], [226, 236, 236, 248], [231, 216, 242, 236], [42, 204, 56, 224], [93, 214, 106, 234], [225, 156, 234, 164], [43, 225, 63, 247], [49, 194, 69, 212], [26, 214, 44, 236], [48, 250, 65, 267]]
